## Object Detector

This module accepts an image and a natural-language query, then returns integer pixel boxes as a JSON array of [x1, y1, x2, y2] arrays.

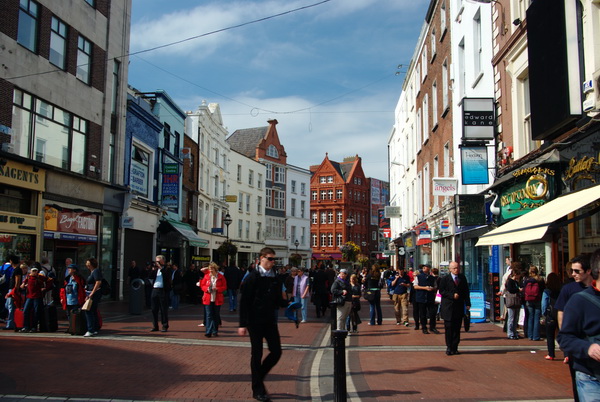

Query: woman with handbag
[[505, 262, 523, 340], [200, 262, 227, 338], [330, 269, 352, 331], [349, 274, 362, 333], [541, 272, 562, 360], [363, 264, 383, 325]]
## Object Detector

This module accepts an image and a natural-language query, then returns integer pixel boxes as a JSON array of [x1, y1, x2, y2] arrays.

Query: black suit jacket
[[438, 273, 471, 321], [148, 266, 173, 293]]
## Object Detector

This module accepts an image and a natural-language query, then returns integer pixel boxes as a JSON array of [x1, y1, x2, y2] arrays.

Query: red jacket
[[200, 274, 227, 306], [60, 274, 87, 310], [22, 274, 46, 299]]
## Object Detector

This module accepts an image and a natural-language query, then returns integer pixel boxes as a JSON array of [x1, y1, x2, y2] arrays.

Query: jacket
[[239, 268, 286, 328], [331, 276, 352, 302], [200, 274, 227, 306], [60, 274, 86, 310], [438, 273, 471, 321]]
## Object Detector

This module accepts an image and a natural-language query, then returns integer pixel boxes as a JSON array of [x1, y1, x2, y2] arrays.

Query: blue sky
[[128, 0, 429, 180]]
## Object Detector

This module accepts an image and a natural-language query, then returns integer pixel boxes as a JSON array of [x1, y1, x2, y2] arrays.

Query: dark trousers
[[545, 320, 558, 358], [444, 317, 462, 352], [150, 288, 169, 329], [248, 321, 282, 395], [412, 302, 420, 327], [418, 302, 437, 330]]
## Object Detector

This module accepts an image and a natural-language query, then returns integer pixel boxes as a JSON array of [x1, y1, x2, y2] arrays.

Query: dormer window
[[267, 145, 279, 158]]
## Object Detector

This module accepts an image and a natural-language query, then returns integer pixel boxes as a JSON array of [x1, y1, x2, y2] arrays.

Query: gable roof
[[226, 126, 268, 158]]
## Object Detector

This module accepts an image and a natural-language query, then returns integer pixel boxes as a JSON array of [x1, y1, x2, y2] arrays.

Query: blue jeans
[[507, 307, 520, 338], [294, 295, 308, 322], [85, 298, 100, 333], [23, 298, 42, 330], [170, 291, 180, 310], [4, 297, 15, 329], [369, 292, 382, 325], [526, 301, 541, 340], [228, 289, 238, 311], [205, 302, 220, 335], [575, 371, 600, 402]]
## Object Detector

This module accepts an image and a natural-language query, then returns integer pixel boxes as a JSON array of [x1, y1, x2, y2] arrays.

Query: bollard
[[332, 329, 348, 402]]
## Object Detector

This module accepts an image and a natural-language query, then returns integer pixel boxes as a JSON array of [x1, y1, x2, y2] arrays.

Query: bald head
[[449, 261, 460, 275]]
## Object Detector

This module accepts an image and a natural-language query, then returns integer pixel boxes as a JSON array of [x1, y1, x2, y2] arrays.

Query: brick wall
[[0, 0, 19, 39]]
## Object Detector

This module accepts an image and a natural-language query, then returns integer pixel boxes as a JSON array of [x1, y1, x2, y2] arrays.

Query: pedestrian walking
[[438, 261, 470, 355]]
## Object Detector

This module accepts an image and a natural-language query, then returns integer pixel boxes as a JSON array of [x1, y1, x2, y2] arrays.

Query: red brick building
[[310, 154, 369, 261]]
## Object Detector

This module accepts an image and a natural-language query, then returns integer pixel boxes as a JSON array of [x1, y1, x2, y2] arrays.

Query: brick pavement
[[0, 296, 574, 401]]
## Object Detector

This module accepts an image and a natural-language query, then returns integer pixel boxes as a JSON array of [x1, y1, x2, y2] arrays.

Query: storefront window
[[576, 204, 600, 256], [0, 234, 35, 262], [515, 242, 548, 277], [0, 185, 37, 214], [101, 212, 117, 294]]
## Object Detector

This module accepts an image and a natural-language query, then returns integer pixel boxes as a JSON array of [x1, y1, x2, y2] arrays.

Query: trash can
[[129, 278, 145, 315]]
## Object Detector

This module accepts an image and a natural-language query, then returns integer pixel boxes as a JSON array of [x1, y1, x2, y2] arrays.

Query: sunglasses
[[571, 269, 583, 274], [266, 257, 276, 261]]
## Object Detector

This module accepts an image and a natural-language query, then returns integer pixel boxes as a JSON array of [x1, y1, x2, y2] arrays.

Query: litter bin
[[129, 278, 145, 315]]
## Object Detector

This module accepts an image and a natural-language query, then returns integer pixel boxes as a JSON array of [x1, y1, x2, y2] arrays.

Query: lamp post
[[224, 213, 232, 264], [345, 214, 355, 242], [294, 239, 299, 267]]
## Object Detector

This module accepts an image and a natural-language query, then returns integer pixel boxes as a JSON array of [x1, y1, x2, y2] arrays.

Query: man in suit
[[439, 261, 471, 355], [149, 255, 172, 332], [238, 247, 287, 402]]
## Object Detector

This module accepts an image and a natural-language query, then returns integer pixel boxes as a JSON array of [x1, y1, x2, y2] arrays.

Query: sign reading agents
[[432, 178, 458, 196]]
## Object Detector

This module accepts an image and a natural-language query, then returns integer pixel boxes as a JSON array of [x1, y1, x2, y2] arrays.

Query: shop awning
[[476, 185, 600, 246], [166, 219, 209, 248]]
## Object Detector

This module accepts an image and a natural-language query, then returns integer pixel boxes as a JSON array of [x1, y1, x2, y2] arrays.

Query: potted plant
[[340, 241, 360, 262]]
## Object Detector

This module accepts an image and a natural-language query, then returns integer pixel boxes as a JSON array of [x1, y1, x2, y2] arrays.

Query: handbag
[[81, 298, 93, 311], [363, 289, 375, 302], [435, 291, 442, 304], [505, 292, 522, 308], [334, 295, 345, 306]]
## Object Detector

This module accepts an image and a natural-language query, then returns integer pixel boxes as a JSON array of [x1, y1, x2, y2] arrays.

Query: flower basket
[[217, 240, 238, 257], [340, 241, 360, 262], [289, 253, 302, 267]]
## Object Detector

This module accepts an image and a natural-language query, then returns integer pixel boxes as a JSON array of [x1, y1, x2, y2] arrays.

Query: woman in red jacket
[[200, 262, 227, 338]]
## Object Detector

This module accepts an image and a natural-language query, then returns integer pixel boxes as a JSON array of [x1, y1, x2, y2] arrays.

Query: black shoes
[[253, 394, 272, 402], [161, 326, 168, 332], [422, 329, 430, 334], [205, 333, 212, 338], [431, 329, 440, 334], [446, 348, 459, 355], [150, 328, 159, 332]]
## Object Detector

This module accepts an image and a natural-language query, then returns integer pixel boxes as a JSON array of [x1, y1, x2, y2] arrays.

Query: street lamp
[[224, 213, 232, 242], [345, 214, 355, 242]]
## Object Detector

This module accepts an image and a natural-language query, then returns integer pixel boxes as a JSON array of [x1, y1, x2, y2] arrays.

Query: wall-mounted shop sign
[[500, 168, 556, 221], [455, 194, 486, 226], [0, 213, 39, 233], [0, 160, 45, 191], [462, 98, 495, 140], [161, 163, 179, 211], [433, 178, 458, 196], [563, 156, 600, 190], [44, 206, 98, 240], [461, 146, 489, 185]]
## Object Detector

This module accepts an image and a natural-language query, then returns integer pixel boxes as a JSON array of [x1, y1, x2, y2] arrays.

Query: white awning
[[476, 185, 600, 246]]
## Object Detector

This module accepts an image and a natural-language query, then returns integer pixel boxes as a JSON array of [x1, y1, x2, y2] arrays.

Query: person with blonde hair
[[200, 262, 227, 337]]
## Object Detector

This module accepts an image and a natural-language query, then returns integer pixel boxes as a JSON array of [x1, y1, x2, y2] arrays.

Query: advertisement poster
[[161, 163, 179, 211], [461, 146, 489, 185]]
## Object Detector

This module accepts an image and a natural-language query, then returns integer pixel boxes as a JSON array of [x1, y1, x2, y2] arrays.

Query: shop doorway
[[54, 247, 79, 279]]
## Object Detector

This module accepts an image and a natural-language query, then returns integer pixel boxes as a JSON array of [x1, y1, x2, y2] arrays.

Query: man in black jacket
[[439, 261, 471, 355], [238, 247, 287, 402], [149, 255, 172, 332]]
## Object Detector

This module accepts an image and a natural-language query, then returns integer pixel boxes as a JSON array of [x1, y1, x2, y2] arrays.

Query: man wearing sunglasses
[[555, 255, 593, 402], [238, 247, 287, 402]]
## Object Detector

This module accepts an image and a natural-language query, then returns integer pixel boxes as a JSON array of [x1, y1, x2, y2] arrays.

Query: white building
[[227, 149, 266, 268], [286, 164, 311, 268], [186, 101, 230, 261]]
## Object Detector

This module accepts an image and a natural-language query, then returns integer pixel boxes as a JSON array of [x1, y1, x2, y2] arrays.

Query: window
[[321, 234, 327, 247], [431, 29, 436, 60], [257, 222, 262, 240], [257, 196, 262, 213], [76, 36, 92, 84], [291, 226, 297, 243], [300, 200, 305, 218], [440, 2, 447, 34], [327, 176, 333, 183], [84, 0, 95, 6], [199, 163, 204, 191], [248, 169, 254, 186], [237, 165, 242, 181], [458, 39, 466, 100], [245, 221, 250, 240], [50, 17, 67, 69], [267, 145, 279, 158], [266, 190, 272, 209], [274, 166, 285, 184], [517, 75, 537, 155], [320, 190, 327, 200], [265, 163, 272, 181], [321, 212, 327, 224], [246, 194, 250, 213], [328, 233, 333, 247], [320, 176, 326, 184], [291, 198, 296, 217], [238, 192, 243, 212], [18, 0, 39, 53], [111, 60, 120, 115], [328, 211, 333, 224], [258, 173, 262, 189], [337, 211, 343, 224], [238, 219, 243, 239], [291, 180, 297, 193], [214, 148, 219, 166], [312, 191, 317, 201], [432, 81, 438, 127], [327, 190, 333, 200], [336, 189, 343, 199], [337, 233, 343, 247], [273, 190, 285, 210], [473, 11, 482, 75], [442, 60, 449, 111], [130, 143, 151, 198], [312, 233, 318, 247], [301, 227, 306, 246], [12, 89, 87, 174], [301, 183, 306, 195], [423, 94, 429, 140], [312, 212, 317, 224], [421, 46, 428, 81], [214, 175, 218, 196]]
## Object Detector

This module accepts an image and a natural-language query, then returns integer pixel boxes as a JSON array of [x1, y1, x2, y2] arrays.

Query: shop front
[[0, 160, 45, 263], [157, 218, 209, 268]]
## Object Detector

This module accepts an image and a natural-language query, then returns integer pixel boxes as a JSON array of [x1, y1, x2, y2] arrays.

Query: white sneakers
[[83, 331, 95, 337]]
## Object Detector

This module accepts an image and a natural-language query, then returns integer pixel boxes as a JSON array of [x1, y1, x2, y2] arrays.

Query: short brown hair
[[259, 247, 275, 258]]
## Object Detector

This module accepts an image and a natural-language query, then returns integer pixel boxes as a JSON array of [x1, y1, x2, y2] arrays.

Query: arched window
[[267, 145, 279, 158]]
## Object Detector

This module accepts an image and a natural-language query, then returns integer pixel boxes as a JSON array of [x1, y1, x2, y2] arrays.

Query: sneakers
[[404, 322, 410, 327], [545, 355, 555, 360], [83, 331, 95, 337]]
